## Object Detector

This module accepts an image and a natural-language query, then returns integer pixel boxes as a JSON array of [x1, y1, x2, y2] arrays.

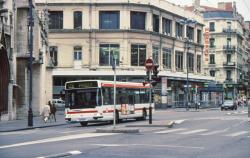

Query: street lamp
[[28, 0, 34, 127], [179, 19, 197, 111]]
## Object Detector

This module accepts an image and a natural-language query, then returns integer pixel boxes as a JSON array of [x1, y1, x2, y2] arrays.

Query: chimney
[[193, 0, 200, 13], [218, 2, 233, 11], [218, 2, 226, 10]]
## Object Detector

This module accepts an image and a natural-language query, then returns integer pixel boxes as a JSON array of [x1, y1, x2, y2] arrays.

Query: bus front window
[[66, 88, 101, 109]]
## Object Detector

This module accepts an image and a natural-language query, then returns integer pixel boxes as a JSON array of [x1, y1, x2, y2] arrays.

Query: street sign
[[145, 58, 154, 71]]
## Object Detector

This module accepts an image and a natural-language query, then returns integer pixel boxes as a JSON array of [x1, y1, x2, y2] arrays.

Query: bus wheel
[[80, 121, 88, 126]]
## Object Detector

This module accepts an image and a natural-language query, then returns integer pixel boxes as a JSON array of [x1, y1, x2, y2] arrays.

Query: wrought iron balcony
[[223, 62, 236, 67], [222, 28, 237, 33], [223, 45, 236, 53]]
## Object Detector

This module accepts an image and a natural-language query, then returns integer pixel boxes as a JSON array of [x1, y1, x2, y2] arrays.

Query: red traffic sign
[[145, 58, 154, 71]]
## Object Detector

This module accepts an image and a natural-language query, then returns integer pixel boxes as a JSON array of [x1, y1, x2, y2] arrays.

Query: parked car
[[52, 99, 65, 108], [221, 100, 237, 111]]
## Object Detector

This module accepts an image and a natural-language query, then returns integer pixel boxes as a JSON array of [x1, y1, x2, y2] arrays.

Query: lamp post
[[28, 0, 34, 127], [179, 19, 197, 111]]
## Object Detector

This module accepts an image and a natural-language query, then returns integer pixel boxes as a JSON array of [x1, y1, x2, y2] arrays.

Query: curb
[[96, 128, 139, 133], [0, 123, 68, 133]]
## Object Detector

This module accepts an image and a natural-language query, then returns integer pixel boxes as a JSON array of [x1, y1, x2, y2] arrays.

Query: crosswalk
[[155, 128, 250, 137]]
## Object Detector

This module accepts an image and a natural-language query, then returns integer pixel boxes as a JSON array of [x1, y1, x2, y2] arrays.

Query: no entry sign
[[145, 58, 154, 71]]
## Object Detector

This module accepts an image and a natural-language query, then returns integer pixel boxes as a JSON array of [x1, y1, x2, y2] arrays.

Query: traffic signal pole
[[149, 70, 152, 124]]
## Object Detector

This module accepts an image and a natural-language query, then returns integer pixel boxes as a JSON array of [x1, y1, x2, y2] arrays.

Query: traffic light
[[146, 70, 150, 81], [152, 65, 160, 87], [153, 65, 159, 78]]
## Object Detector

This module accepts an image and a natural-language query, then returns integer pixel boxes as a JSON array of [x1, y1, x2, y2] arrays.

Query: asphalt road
[[0, 108, 249, 158]]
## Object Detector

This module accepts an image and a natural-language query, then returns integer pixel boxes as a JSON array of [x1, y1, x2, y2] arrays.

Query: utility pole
[[28, 0, 34, 127]]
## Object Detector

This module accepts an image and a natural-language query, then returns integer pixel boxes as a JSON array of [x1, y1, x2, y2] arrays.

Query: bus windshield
[[65, 88, 101, 109]]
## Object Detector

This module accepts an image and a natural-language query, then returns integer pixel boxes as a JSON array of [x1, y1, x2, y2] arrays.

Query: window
[[162, 18, 172, 35], [130, 11, 146, 30], [99, 11, 120, 29], [226, 70, 231, 80], [186, 26, 194, 41], [131, 44, 146, 66], [99, 44, 119, 66], [162, 48, 171, 69], [197, 55, 201, 73], [209, 54, 215, 64], [74, 46, 82, 60], [210, 38, 215, 48], [187, 53, 194, 72], [197, 29, 201, 44], [175, 51, 183, 71], [175, 22, 183, 38], [153, 14, 159, 32], [152, 46, 159, 64], [74, 11, 82, 29], [227, 54, 231, 62], [227, 38, 231, 46], [49, 46, 58, 66], [210, 70, 215, 77], [209, 22, 215, 31], [227, 21, 231, 29], [49, 11, 63, 29]]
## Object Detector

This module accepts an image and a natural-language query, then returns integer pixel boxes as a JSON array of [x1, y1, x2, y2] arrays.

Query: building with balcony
[[35, 0, 214, 108], [186, 1, 249, 99], [244, 21, 250, 97]]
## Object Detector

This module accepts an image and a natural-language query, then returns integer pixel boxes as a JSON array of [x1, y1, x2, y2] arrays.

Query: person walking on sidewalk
[[49, 101, 57, 122], [42, 102, 50, 123]]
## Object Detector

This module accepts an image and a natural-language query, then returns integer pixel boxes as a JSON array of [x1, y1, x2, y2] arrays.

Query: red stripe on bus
[[67, 110, 98, 114], [101, 83, 150, 89], [103, 110, 114, 113]]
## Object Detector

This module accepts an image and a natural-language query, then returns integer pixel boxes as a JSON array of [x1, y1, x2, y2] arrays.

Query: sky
[[166, 0, 250, 21]]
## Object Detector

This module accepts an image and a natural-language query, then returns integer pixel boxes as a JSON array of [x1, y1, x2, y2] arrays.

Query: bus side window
[[128, 95, 134, 104]]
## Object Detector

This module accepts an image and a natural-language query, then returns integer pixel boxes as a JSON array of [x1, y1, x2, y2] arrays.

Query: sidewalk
[[0, 111, 67, 132]]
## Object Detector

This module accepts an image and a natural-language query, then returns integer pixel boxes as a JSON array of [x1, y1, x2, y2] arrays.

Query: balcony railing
[[223, 62, 236, 67], [223, 45, 236, 53], [222, 28, 237, 33], [224, 78, 233, 83]]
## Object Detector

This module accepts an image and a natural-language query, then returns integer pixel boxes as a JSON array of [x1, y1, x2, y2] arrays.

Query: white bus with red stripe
[[65, 80, 153, 126]]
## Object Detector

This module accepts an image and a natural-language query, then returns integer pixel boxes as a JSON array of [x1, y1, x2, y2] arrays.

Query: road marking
[[37, 150, 82, 158], [0, 133, 118, 149], [92, 143, 204, 150], [200, 130, 226, 136], [179, 129, 208, 135], [226, 131, 249, 137], [174, 119, 186, 124], [155, 128, 187, 134]]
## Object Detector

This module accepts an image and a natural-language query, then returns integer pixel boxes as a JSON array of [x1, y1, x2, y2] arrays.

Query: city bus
[[64, 80, 153, 126]]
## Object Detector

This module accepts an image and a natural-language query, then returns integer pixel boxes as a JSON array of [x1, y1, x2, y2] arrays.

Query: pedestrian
[[42, 102, 50, 123], [49, 101, 57, 122]]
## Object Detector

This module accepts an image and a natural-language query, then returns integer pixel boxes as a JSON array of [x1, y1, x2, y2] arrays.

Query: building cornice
[[36, 2, 204, 26]]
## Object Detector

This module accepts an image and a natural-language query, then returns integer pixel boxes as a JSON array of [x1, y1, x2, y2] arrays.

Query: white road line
[[36, 150, 82, 158], [179, 129, 208, 135], [174, 119, 186, 124], [200, 130, 226, 136], [92, 143, 204, 150], [0, 133, 118, 149], [226, 131, 249, 137], [155, 128, 187, 134]]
